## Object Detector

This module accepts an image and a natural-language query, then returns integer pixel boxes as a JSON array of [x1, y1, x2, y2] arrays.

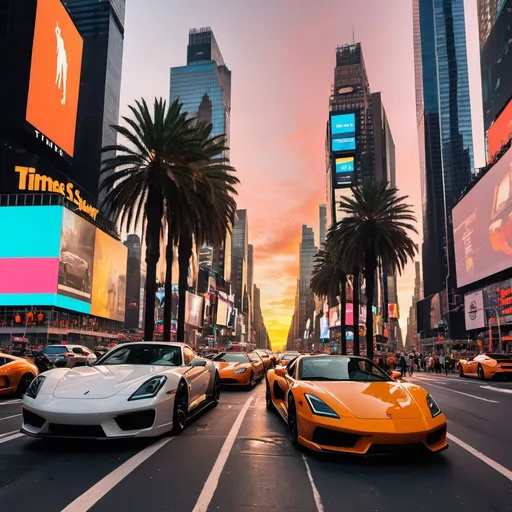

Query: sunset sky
[[119, 0, 485, 350]]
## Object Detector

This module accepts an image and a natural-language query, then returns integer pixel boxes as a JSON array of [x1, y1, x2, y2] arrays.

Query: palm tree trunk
[[365, 262, 377, 361], [163, 224, 173, 342], [143, 190, 163, 341], [353, 272, 360, 356], [177, 232, 193, 342], [340, 274, 347, 355]]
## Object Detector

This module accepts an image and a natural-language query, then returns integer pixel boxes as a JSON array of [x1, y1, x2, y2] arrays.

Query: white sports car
[[20, 342, 220, 439]]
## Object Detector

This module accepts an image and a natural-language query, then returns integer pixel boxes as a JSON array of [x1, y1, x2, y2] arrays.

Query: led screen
[[26, 0, 83, 157], [90, 229, 128, 322], [335, 157, 354, 186], [481, 2, 512, 130], [320, 316, 329, 340], [487, 98, 512, 160], [185, 292, 203, 328], [328, 303, 354, 327], [332, 136, 356, 152], [216, 299, 229, 326], [331, 113, 356, 136], [453, 146, 512, 287]]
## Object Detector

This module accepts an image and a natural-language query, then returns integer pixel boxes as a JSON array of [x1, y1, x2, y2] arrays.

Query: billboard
[[328, 303, 355, 327], [216, 298, 229, 327], [90, 229, 128, 322], [334, 156, 354, 186], [26, 0, 83, 157], [388, 303, 399, 319], [58, 207, 95, 302], [319, 316, 329, 340], [483, 276, 512, 325], [453, 147, 512, 287], [185, 292, 204, 328], [331, 113, 356, 153], [481, 2, 512, 130], [464, 290, 486, 330], [487, 98, 512, 160]]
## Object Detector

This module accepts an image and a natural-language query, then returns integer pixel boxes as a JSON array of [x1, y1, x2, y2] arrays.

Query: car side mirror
[[190, 358, 207, 367], [391, 370, 402, 381], [275, 367, 287, 377], [54, 359, 68, 368]]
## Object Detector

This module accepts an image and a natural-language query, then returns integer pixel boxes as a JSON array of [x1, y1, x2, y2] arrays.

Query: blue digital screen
[[320, 317, 329, 340], [332, 136, 356, 152], [335, 157, 354, 186]]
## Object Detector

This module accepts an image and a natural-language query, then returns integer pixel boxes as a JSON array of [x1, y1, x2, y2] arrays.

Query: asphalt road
[[0, 374, 511, 512]]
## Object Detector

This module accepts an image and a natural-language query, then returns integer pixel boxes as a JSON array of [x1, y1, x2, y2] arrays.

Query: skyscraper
[[170, 27, 231, 146], [299, 225, 318, 345], [231, 210, 248, 313], [63, 0, 126, 201], [247, 244, 254, 302], [319, 204, 327, 248], [413, 0, 474, 299], [124, 234, 142, 330], [477, 0, 507, 47]]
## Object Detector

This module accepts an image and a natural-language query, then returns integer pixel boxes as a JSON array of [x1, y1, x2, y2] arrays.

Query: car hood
[[309, 381, 423, 419], [52, 365, 173, 399], [214, 362, 248, 373]]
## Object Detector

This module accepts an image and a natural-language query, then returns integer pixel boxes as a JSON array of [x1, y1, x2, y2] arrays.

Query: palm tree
[[174, 121, 239, 342], [99, 98, 205, 341], [329, 181, 417, 360], [310, 248, 348, 354]]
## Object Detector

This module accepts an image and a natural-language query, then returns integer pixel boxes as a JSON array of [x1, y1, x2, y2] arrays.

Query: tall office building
[[299, 226, 318, 344], [477, 0, 507, 47], [406, 261, 422, 350], [63, 0, 125, 202], [413, 0, 474, 299], [170, 27, 231, 146], [124, 234, 142, 330], [231, 210, 248, 313], [319, 205, 327, 248], [248, 244, 254, 307]]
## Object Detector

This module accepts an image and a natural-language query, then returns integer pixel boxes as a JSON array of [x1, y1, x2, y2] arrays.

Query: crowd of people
[[375, 351, 461, 376]]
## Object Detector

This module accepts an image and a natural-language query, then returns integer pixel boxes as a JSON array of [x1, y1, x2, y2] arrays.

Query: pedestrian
[[399, 352, 407, 377]]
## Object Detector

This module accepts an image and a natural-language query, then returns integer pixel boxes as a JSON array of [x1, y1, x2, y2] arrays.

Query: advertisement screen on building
[[483, 276, 512, 325], [185, 292, 203, 328], [453, 146, 512, 287], [487, 98, 512, 160], [481, 2, 512, 130], [334, 157, 354, 186], [90, 229, 127, 322], [26, 0, 83, 157], [320, 316, 329, 340], [58, 207, 95, 303], [331, 113, 356, 153], [216, 298, 229, 327], [388, 303, 399, 319], [328, 303, 354, 327], [464, 290, 486, 330]]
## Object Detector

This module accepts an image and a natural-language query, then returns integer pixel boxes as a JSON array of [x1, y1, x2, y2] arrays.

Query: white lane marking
[[62, 437, 173, 512], [0, 430, 19, 438], [416, 381, 500, 403], [0, 432, 24, 444], [480, 385, 512, 395], [0, 399, 21, 406], [302, 455, 324, 512], [447, 433, 512, 482], [192, 397, 253, 512], [0, 414, 21, 422]]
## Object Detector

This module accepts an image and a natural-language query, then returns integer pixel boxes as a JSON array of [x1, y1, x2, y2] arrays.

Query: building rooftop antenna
[[352, 26, 355, 45]]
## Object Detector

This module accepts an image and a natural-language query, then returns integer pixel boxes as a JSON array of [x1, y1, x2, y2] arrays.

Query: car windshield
[[43, 346, 68, 354], [97, 344, 182, 367], [299, 357, 391, 382], [283, 353, 299, 361], [213, 353, 248, 363]]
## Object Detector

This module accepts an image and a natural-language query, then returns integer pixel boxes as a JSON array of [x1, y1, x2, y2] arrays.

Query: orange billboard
[[90, 229, 127, 322], [487, 99, 512, 161], [26, 0, 83, 157]]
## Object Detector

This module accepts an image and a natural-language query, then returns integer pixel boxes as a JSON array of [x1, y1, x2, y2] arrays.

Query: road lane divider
[[302, 455, 324, 512], [447, 433, 512, 482], [414, 381, 500, 403], [61, 437, 173, 512], [192, 396, 253, 512], [0, 399, 21, 406], [480, 385, 512, 395], [0, 432, 24, 444], [0, 414, 21, 422]]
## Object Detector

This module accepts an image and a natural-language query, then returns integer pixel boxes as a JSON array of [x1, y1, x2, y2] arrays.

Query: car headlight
[[233, 367, 247, 374], [25, 375, 45, 399], [426, 394, 441, 417], [304, 393, 340, 418], [128, 376, 167, 401]]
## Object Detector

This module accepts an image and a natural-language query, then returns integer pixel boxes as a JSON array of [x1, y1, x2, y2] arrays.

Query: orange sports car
[[266, 354, 448, 455], [255, 349, 273, 372], [212, 351, 265, 389], [458, 353, 512, 380], [0, 353, 39, 397]]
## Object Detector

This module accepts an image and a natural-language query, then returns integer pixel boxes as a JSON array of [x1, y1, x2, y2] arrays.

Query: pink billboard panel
[[0, 258, 59, 294]]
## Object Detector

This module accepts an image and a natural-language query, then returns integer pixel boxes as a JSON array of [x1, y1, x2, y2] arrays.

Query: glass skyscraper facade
[[63, 0, 125, 202], [170, 27, 231, 148], [413, 0, 474, 298]]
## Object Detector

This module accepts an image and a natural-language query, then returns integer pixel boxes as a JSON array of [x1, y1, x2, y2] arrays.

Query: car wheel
[[478, 365, 486, 381], [459, 365, 464, 378], [16, 373, 34, 397], [211, 372, 220, 407], [265, 379, 273, 411], [172, 381, 188, 435], [287, 394, 299, 447]]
